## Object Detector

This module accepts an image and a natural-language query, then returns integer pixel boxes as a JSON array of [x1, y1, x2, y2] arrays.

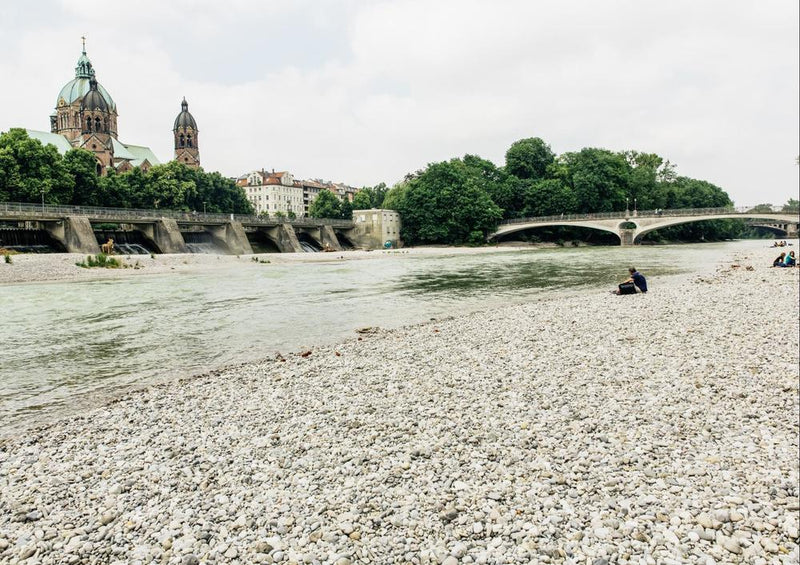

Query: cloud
[[0, 0, 797, 205]]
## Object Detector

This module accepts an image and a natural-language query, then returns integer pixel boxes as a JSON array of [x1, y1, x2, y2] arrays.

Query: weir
[[0, 202, 367, 254]]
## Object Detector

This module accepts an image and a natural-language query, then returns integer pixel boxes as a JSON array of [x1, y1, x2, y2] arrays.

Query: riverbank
[[0, 245, 539, 285], [0, 246, 797, 564]]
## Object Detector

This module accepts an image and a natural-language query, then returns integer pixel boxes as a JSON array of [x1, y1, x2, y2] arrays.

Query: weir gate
[[0, 202, 358, 255]]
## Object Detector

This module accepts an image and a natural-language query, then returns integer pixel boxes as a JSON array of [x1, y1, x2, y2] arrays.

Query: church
[[25, 41, 199, 175]]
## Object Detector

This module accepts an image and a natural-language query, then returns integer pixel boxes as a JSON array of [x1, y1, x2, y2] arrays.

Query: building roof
[[111, 138, 136, 160], [123, 143, 161, 166], [57, 49, 116, 111], [174, 98, 198, 130], [81, 78, 109, 112], [25, 130, 74, 155]]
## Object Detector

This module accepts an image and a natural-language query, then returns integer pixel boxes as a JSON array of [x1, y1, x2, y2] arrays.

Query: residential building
[[238, 169, 305, 217]]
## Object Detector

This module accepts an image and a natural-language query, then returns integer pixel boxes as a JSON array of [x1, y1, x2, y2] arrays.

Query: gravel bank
[[0, 247, 798, 565], [0, 246, 525, 285]]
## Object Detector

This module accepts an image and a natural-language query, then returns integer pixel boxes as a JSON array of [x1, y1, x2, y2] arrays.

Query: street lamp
[[634, 198, 637, 216], [625, 197, 629, 215], [203, 201, 207, 214], [40, 188, 45, 213]]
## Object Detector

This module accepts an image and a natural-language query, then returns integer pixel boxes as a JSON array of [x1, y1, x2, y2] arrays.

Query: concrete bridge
[[490, 206, 800, 246], [0, 201, 357, 254]]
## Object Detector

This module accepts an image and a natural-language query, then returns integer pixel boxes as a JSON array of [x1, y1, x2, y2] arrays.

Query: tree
[[64, 149, 102, 206], [381, 183, 408, 212], [521, 179, 577, 217], [782, 199, 799, 212], [395, 158, 502, 245], [339, 199, 353, 220], [505, 137, 555, 181], [309, 189, 342, 218], [352, 190, 373, 210], [747, 203, 775, 213], [0, 128, 74, 204], [561, 148, 630, 213], [462, 154, 525, 219]]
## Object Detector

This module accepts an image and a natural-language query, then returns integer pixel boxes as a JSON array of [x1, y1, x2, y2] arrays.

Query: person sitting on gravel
[[773, 252, 786, 267], [784, 251, 796, 267], [615, 267, 647, 294]]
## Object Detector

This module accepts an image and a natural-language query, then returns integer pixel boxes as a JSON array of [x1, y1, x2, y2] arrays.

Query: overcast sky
[[1, 0, 797, 206]]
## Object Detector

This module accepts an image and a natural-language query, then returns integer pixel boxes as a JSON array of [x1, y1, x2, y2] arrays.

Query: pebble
[[0, 246, 797, 563]]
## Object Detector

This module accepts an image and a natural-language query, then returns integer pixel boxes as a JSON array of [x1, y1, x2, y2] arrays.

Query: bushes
[[75, 253, 122, 269]]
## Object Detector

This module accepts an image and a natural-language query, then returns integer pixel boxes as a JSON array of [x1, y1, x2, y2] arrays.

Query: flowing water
[[0, 240, 764, 433]]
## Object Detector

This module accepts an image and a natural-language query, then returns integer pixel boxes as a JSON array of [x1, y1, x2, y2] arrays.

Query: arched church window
[[95, 117, 101, 132], [86, 118, 92, 132], [187, 136, 193, 148], [104, 118, 109, 132], [179, 134, 185, 148], [74, 113, 79, 127]]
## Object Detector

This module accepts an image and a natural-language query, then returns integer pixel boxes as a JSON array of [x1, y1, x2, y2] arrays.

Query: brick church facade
[[25, 41, 200, 175]]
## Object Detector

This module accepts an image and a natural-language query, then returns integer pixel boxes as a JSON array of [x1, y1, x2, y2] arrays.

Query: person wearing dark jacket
[[615, 267, 647, 294]]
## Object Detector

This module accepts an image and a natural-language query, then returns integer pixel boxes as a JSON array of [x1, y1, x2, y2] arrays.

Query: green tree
[[395, 158, 502, 245], [309, 189, 342, 218], [782, 199, 799, 212], [352, 190, 373, 210], [381, 182, 408, 211], [505, 137, 555, 181], [0, 128, 74, 204], [339, 198, 353, 220], [561, 148, 630, 213], [747, 203, 775, 213], [521, 179, 577, 217], [64, 148, 102, 206]]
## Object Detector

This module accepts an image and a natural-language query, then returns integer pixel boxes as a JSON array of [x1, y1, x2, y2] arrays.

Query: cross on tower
[[81, 36, 86, 52]]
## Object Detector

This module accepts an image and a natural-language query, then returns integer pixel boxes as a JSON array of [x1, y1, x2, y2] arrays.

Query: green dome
[[56, 50, 116, 111]]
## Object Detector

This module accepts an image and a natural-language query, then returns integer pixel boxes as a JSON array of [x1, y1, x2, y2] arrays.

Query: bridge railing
[[499, 206, 799, 226], [0, 201, 353, 228]]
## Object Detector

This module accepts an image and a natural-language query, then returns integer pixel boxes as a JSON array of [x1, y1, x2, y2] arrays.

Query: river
[[0, 240, 765, 434]]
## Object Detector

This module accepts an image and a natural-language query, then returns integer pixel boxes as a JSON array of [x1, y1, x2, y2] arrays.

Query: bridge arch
[[490, 221, 622, 244], [633, 214, 797, 242]]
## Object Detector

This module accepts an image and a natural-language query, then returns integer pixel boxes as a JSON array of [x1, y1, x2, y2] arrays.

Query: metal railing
[[499, 206, 800, 225], [0, 201, 353, 228]]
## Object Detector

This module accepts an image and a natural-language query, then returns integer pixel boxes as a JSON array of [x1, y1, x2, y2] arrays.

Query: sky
[[0, 0, 797, 206]]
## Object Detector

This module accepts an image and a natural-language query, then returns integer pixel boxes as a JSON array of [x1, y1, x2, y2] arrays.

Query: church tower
[[52, 40, 118, 174], [173, 98, 200, 168]]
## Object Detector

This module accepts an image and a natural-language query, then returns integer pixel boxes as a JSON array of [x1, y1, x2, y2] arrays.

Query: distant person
[[773, 252, 786, 267], [615, 267, 647, 294], [785, 251, 796, 267]]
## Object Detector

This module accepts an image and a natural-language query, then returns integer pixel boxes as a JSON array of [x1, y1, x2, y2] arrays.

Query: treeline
[[0, 129, 253, 214], [378, 138, 747, 245]]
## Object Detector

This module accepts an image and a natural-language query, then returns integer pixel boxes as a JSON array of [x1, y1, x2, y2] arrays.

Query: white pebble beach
[[0, 245, 798, 565]]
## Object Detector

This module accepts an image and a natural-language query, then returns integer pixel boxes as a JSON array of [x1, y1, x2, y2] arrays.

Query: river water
[[0, 241, 763, 433]]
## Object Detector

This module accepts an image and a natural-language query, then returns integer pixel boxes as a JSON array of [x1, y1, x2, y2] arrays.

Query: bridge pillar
[[319, 225, 342, 251], [224, 222, 253, 255], [202, 222, 253, 255], [619, 229, 636, 246], [153, 219, 189, 254], [264, 224, 303, 253], [787, 223, 799, 238], [43, 216, 100, 254]]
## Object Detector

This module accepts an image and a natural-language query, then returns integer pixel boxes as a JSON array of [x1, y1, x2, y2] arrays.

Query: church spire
[[75, 37, 94, 79]]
